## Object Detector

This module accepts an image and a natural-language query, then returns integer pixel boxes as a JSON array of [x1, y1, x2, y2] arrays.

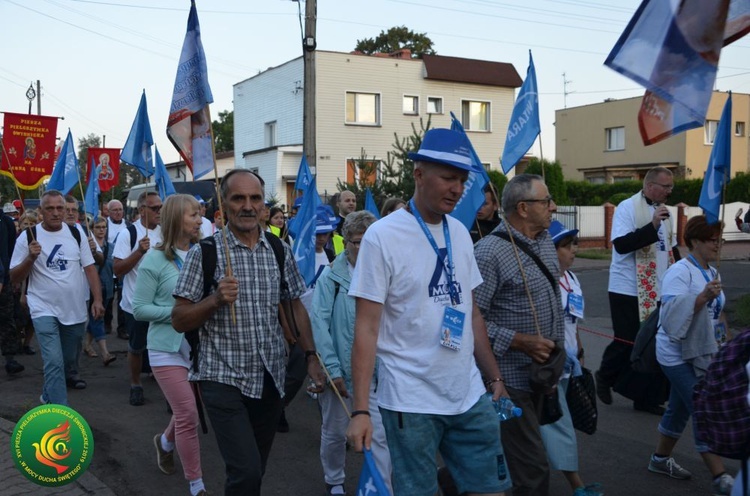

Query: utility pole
[[562, 72, 573, 109], [303, 0, 317, 173]]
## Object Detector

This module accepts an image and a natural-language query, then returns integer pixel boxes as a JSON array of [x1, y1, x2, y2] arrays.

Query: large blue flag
[[154, 146, 176, 201], [167, 0, 215, 180], [699, 94, 732, 225], [288, 177, 322, 286], [604, 1, 750, 145], [356, 449, 391, 496], [47, 129, 79, 194], [84, 155, 100, 219], [295, 156, 313, 192], [364, 188, 381, 220], [449, 112, 490, 231], [501, 50, 540, 174], [121, 90, 154, 177]]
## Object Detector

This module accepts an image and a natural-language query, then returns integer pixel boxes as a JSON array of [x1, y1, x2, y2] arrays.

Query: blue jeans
[[659, 362, 708, 452], [33, 316, 85, 405]]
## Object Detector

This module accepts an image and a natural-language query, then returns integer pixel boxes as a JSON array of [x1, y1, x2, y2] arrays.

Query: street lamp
[[26, 83, 36, 115]]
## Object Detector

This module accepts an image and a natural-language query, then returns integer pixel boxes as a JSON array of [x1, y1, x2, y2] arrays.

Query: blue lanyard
[[409, 199, 459, 306], [687, 254, 724, 314], [688, 254, 715, 283]]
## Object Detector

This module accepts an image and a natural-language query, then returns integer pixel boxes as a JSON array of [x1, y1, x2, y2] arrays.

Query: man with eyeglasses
[[474, 173, 565, 496], [106, 199, 129, 339], [113, 191, 162, 406], [596, 166, 679, 416]]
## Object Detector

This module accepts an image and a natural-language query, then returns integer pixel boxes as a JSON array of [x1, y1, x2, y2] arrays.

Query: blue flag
[[84, 155, 100, 219], [699, 93, 732, 225], [167, 0, 215, 180], [449, 112, 490, 231], [154, 146, 176, 201], [121, 90, 154, 177], [356, 449, 391, 496], [364, 188, 381, 220], [47, 129, 79, 194], [289, 176, 322, 286], [295, 156, 313, 192], [501, 50, 540, 174]]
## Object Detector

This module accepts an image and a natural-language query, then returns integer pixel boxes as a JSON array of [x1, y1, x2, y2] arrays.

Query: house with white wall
[[234, 50, 523, 209]]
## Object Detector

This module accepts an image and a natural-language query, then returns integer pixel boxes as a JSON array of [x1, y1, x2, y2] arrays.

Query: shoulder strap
[[199, 237, 217, 298], [127, 224, 137, 250], [264, 231, 287, 292], [98, 242, 110, 274], [67, 224, 81, 246], [492, 231, 556, 291]]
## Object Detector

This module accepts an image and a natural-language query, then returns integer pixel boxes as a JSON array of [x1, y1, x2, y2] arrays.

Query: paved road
[[2, 257, 749, 495]]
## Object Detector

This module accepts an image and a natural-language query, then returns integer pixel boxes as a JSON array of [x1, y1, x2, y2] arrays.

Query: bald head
[[107, 199, 124, 222], [338, 191, 357, 217]]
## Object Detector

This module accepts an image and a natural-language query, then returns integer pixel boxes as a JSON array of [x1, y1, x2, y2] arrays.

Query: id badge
[[440, 307, 465, 351], [567, 293, 584, 319], [714, 322, 728, 346]]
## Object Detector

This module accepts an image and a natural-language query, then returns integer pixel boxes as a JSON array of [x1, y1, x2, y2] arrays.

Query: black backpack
[[26, 223, 82, 246]]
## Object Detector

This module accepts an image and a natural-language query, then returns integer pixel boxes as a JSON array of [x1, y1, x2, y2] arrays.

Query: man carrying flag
[[167, 0, 214, 180]]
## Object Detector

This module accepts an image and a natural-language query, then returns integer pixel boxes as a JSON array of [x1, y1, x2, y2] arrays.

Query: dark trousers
[[601, 292, 668, 406], [201, 372, 283, 496], [0, 283, 18, 358], [501, 387, 550, 496]]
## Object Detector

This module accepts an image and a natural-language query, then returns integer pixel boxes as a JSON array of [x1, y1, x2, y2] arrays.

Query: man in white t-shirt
[[106, 199, 129, 339], [10, 190, 104, 405], [113, 191, 162, 406], [196, 195, 214, 239], [346, 128, 510, 496], [597, 166, 679, 415], [107, 199, 128, 244]]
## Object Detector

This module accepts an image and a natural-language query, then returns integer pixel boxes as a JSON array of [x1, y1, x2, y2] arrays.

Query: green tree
[[212, 110, 233, 153], [524, 158, 568, 205], [355, 26, 436, 58]]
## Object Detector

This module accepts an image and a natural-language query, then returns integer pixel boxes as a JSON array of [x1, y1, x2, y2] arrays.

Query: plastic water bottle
[[486, 394, 522, 421]]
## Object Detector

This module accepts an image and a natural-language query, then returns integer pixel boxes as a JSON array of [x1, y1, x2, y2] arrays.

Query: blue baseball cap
[[407, 128, 481, 172], [194, 195, 206, 204], [548, 220, 579, 246], [315, 205, 340, 234]]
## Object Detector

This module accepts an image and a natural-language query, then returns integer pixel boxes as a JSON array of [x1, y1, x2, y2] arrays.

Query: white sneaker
[[711, 473, 734, 496], [648, 456, 692, 480]]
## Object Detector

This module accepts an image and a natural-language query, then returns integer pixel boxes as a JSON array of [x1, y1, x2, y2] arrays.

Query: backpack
[[26, 223, 82, 247], [693, 329, 750, 460], [630, 309, 660, 374], [186, 231, 287, 374]]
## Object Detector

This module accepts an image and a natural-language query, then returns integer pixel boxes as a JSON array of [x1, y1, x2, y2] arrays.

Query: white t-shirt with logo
[[349, 208, 485, 415], [608, 195, 677, 296], [107, 217, 128, 244], [10, 224, 95, 324], [113, 222, 162, 314]]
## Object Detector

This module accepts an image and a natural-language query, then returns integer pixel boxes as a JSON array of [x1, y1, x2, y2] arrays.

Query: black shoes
[[130, 386, 145, 406], [277, 409, 290, 433], [595, 370, 613, 405], [5, 360, 24, 375]]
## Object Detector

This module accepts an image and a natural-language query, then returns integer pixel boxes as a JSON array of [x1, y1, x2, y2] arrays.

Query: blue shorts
[[380, 396, 511, 496], [124, 311, 149, 354]]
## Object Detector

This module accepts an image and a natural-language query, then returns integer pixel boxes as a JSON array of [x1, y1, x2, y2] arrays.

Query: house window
[[264, 121, 276, 148], [461, 100, 490, 131], [427, 97, 443, 114], [346, 92, 380, 125], [402, 95, 419, 115], [605, 127, 625, 151], [736, 121, 746, 137], [705, 120, 719, 144], [346, 158, 381, 185]]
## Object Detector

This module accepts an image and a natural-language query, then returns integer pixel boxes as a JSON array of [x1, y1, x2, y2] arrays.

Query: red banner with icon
[[0, 112, 59, 189], [87, 147, 120, 192]]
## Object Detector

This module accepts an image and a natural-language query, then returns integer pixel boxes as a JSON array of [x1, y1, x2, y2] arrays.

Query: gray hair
[[643, 166, 672, 187], [220, 169, 265, 200], [107, 199, 122, 209], [342, 210, 377, 239], [137, 191, 159, 209], [501, 174, 544, 213]]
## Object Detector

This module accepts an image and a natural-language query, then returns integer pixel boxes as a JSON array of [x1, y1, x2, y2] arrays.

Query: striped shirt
[[173, 228, 305, 398], [474, 222, 565, 392]]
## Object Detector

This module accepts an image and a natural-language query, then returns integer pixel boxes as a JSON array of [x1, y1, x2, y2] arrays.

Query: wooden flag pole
[[206, 106, 236, 324], [716, 169, 729, 272], [538, 134, 546, 182]]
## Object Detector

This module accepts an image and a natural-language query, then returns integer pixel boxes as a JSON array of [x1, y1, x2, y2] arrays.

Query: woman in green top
[[132, 194, 207, 496]]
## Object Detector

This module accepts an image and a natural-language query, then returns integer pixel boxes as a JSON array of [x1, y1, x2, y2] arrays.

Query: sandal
[[103, 354, 117, 366], [84, 346, 98, 358]]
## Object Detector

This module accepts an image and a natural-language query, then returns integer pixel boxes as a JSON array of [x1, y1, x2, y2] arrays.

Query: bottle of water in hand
[[486, 394, 522, 421]]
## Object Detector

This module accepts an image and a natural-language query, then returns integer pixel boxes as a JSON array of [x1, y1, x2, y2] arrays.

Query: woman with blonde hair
[[133, 194, 207, 496]]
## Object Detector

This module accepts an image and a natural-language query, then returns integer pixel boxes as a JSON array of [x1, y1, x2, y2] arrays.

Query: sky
[[3, 0, 750, 168]]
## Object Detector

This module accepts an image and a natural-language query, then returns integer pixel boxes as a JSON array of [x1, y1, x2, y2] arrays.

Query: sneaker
[[40, 394, 49, 405], [129, 386, 145, 406], [325, 484, 346, 496], [573, 483, 604, 496], [5, 359, 24, 375], [595, 370, 612, 405], [648, 456, 692, 480], [152, 434, 175, 475], [711, 473, 734, 496], [277, 409, 290, 433]]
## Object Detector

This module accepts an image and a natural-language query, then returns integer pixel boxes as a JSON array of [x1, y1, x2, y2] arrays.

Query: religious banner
[[1, 112, 59, 189], [87, 147, 120, 192]]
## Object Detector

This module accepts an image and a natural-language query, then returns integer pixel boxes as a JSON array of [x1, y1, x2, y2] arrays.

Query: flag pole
[[538, 135, 546, 182], [75, 160, 93, 242], [0, 142, 36, 241], [716, 168, 728, 272], [206, 106, 236, 324]]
